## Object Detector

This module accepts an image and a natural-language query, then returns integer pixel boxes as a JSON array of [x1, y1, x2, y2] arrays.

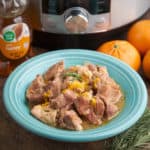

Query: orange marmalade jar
[[0, 0, 31, 76]]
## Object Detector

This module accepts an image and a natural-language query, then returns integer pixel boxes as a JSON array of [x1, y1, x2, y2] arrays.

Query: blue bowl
[[3, 49, 148, 142]]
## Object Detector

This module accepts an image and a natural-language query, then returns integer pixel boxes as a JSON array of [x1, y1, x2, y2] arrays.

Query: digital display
[[42, 0, 110, 15]]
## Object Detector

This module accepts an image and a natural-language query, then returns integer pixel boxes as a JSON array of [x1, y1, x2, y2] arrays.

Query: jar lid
[[0, 0, 28, 18]]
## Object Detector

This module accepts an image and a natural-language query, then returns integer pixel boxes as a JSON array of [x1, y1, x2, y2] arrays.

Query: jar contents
[[0, 0, 31, 77]]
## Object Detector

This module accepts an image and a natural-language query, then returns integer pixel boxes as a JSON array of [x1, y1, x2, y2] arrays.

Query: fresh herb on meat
[[63, 72, 82, 81]]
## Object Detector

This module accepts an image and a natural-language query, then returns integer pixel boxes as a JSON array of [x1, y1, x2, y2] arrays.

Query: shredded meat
[[26, 75, 45, 104], [26, 61, 124, 131], [31, 104, 58, 126], [58, 109, 83, 131], [44, 61, 64, 81], [74, 96, 104, 125]]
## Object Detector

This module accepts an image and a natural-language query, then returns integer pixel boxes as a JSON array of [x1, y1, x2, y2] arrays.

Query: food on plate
[[97, 40, 141, 71], [26, 61, 124, 131], [127, 20, 150, 56]]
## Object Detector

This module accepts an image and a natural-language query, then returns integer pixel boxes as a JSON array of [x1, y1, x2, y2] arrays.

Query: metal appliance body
[[40, 0, 111, 34], [27, 0, 150, 33], [25, 0, 150, 49]]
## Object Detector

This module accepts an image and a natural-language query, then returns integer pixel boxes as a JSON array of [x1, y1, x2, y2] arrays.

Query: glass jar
[[0, 0, 31, 76]]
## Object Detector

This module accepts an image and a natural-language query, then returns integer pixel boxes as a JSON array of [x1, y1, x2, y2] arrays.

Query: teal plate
[[3, 49, 148, 142]]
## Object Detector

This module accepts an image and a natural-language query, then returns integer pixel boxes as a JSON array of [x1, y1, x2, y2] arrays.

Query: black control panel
[[42, 0, 111, 15]]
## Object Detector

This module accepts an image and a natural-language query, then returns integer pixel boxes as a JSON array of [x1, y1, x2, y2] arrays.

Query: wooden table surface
[[0, 10, 150, 150]]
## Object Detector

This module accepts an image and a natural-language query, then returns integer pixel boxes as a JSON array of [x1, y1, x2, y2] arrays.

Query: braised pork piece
[[26, 61, 124, 131]]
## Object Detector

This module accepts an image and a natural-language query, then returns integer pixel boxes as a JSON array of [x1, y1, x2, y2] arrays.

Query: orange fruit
[[97, 40, 141, 71], [127, 20, 150, 56], [142, 50, 150, 80]]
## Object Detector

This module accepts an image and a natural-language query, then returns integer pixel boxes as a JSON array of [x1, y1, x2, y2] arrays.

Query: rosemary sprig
[[105, 108, 150, 150], [63, 72, 82, 81]]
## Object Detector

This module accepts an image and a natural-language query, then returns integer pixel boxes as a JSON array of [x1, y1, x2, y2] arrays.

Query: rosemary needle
[[105, 108, 150, 150]]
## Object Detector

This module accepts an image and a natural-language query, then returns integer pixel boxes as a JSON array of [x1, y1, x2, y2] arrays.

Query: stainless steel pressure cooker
[[25, 0, 150, 49]]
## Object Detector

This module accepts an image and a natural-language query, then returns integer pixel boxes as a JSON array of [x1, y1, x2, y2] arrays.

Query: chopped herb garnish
[[63, 72, 82, 81]]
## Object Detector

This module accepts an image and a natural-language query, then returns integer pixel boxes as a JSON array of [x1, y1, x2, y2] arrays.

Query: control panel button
[[64, 7, 89, 33]]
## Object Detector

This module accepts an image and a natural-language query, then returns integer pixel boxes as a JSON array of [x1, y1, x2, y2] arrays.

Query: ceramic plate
[[3, 49, 148, 142]]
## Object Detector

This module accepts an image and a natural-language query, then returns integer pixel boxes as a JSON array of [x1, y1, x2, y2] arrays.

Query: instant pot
[[25, 0, 150, 49]]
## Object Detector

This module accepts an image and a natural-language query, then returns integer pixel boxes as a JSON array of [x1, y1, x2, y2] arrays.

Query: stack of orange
[[127, 20, 150, 79], [97, 20, 150, 80]]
